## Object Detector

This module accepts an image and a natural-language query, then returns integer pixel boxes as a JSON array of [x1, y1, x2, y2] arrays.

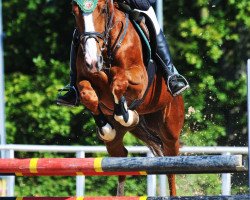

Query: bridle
[[78, 0, 129, 70]]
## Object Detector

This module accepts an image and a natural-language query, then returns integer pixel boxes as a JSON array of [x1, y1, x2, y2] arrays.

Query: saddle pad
[[131, 19, 152, 65]]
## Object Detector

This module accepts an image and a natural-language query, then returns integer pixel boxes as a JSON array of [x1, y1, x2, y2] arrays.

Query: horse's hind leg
[[105, 129, 128, 196], [160, 96, 185, 196]]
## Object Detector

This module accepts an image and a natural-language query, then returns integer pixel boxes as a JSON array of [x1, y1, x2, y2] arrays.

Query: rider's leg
[[142, 7, 189, 96], [56, 29, 79, 106]]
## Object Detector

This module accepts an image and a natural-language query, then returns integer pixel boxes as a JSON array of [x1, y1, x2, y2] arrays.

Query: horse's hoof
[[114, 110, 139, 127], [97, 123, 116, 142]]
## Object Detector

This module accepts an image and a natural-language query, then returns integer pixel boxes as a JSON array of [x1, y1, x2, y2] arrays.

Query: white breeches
[[137, 6, 161, 35]]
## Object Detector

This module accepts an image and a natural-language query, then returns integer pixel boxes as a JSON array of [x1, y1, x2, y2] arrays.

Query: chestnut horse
[[72, 0, 184, 196]]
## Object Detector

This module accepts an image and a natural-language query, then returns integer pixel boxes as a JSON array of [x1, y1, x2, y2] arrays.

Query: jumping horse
[[72, 0, 184, 196]]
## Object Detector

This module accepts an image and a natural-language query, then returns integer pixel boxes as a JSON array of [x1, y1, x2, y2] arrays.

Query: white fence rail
[[0, 145, 248, 197]]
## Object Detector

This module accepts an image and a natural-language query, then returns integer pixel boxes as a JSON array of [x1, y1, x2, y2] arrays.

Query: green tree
[[164, 0, 249, 193], [163, 0, 249, 147]]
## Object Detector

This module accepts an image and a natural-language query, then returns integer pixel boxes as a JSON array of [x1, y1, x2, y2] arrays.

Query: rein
[[79, 0, 129, 69]]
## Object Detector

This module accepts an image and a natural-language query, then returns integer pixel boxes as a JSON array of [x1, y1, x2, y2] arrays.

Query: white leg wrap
[[98, 123, 116, 142], [114, 110, 139, 127]]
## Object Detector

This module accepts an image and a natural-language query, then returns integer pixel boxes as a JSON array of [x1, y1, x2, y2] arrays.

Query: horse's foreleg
[[105, 131, 128, 196], [78, 80, 116, 142], [110, 67, 139, 127], [93, 112, 116, 142], [113, 96, 139, 127], [117, 176, 126, 196]]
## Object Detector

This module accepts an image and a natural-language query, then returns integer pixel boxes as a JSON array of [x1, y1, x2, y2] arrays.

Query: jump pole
[[0, 155, 246, 176], [156, 0, 163, 29], [248, 58, 250, 193], [1, 195, 250, 200], [0, 0, 5, 158]]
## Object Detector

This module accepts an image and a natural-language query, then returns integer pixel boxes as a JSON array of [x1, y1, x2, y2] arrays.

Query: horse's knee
[[78, 81, 99, 114], [72, 3, 81, 17], [110, 67, 129, 103], [79, 90, 97, 102], [80, 92, 99, 113], [111, 80, 129, 104]]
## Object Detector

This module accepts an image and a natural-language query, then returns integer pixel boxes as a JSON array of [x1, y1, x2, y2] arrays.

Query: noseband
[[78, 0, 129, 70]]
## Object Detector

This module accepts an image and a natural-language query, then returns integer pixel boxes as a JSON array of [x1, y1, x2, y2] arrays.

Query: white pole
[[147, 174, 156, 196], [0, 0, 6, 158], [147, 152, 156, 196], [6, 149, 15, 196], [76, 151, 85, 196], [156, 0, 163, 29], [221, 152, 231, 195], [159, 175, 167, 196], [248, 59, 250, 193]]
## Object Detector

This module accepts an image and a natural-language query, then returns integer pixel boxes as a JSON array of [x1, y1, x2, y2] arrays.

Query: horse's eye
[[102, 6, 107, 14]]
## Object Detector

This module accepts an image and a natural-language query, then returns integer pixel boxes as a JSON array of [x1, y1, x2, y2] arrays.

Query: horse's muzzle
[[85, 55, 103, 73]]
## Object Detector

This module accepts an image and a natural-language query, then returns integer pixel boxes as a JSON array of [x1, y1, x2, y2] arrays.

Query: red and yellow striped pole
[[0, 197, 148, 200], [0, 158, 147, 176], [0, 155, 244, 176]]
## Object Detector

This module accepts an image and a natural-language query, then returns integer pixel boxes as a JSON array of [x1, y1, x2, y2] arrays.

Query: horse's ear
[[73, 0, 98, 14], [72, 2, 81, 17]]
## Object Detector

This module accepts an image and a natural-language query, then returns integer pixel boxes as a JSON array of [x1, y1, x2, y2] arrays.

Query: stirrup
[[57, 85, 79, 107], [167, 74, 190, 96], [57, 84, 74, 92]]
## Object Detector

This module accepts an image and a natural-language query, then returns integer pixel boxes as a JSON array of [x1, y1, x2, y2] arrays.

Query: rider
[[56, 0, 189, 107]]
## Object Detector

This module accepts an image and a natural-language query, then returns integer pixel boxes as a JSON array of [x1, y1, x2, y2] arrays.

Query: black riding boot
[[155, 31, 189, 96], [56, 29, 80, 107]]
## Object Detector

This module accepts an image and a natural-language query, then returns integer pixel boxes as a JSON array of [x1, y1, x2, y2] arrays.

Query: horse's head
[[72, 0, 114, 73]]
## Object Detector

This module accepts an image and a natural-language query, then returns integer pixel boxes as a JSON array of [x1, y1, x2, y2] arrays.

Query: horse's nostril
[[86, 62, 93, 69], [98, 55, 102, 62], [98, 56, 104, 70]]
